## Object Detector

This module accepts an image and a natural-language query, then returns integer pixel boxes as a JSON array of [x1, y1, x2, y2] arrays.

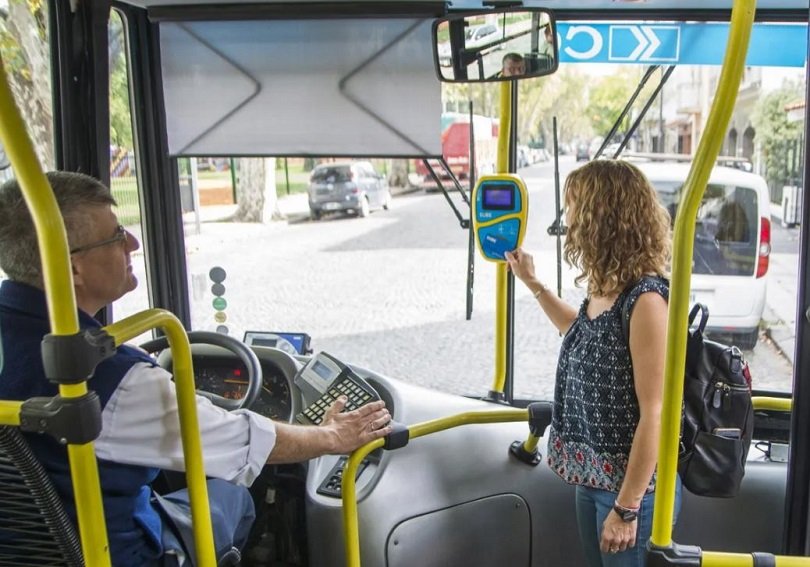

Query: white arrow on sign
[[627, 26, 662, 60], [609, 25, 680, 62]]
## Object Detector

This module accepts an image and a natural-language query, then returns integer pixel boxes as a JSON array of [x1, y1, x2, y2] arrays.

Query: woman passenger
[[505, 159, 679, 567]]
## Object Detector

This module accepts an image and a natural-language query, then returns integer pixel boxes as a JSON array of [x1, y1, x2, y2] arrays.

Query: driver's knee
[[207, 479, 256, 554]]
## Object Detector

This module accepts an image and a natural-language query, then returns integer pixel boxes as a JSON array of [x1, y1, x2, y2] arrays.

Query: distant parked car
[[575, 144, 590, 162], [465, 24, 501, 49], [308, 161, 391, 220]]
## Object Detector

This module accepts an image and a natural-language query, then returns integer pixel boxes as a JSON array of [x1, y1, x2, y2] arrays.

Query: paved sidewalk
[[764, 203, 802, 365]]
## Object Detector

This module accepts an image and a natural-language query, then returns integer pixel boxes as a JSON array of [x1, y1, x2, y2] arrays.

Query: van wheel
[[358, 198, 370, 218], [736, 328, 759, 350], [310, 208, 321, 221]]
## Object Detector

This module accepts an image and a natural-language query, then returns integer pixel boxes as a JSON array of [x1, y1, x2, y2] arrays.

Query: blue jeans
[[574, 478, 682, 567], [154, 479, 256, 567]]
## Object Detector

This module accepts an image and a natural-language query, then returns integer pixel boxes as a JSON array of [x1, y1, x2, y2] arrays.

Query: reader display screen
[[482, 185, 514, 210], [252, 337, 277, 347], [312, 360, 333, 381]]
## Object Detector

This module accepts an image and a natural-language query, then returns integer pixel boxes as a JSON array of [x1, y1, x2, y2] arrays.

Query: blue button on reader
[[472, 174, 529, 262]]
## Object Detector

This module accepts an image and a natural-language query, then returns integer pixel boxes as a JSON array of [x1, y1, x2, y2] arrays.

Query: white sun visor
[[159, 18, 442, 157]]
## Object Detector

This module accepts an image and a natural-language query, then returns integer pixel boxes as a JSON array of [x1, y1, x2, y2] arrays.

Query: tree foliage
[[751, 81, 806, 192], [585, 68, 643, 139], [109, 12, 133, 150]]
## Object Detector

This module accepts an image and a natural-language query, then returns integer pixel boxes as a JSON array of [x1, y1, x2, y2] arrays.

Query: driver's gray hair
[[0, 171, 116, 288]]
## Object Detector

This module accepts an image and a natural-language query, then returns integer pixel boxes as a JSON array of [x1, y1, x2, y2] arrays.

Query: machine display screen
[[482, 185, 514, 210], [252, 337, 277, 347], [312, 360, 333, 381]]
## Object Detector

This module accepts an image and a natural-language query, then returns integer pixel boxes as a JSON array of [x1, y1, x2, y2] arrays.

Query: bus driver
[[0, 171, 393, 567]]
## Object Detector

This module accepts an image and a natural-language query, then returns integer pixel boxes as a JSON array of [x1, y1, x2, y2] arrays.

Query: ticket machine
[[472, 174, 529, 262]]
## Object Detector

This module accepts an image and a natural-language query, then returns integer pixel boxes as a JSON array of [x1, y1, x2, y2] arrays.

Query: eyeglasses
[[70, 225, 128, 255]]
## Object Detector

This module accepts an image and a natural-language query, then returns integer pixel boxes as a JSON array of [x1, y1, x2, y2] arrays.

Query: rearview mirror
[[433, 8, 558, 83]]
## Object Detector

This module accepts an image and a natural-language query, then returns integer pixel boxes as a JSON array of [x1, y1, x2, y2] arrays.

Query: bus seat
[[0, 425, 84, 566], [524, 54, 553, 73]]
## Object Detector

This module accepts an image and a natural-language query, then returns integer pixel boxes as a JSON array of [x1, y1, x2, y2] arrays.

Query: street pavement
[[168, 172, 798, 397], [763, 203, 803, 366]]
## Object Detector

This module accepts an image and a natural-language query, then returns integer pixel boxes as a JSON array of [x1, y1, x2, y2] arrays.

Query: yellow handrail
[[0, 50, 217, 567], [702, 551, 810, 566], [753, 396, 792, 412], [490, 80, 514, 395], [342, 408, 529, 567], [0, 52, 111, 566], [105, 310, 216, 566], [650, 0, 756, 548]]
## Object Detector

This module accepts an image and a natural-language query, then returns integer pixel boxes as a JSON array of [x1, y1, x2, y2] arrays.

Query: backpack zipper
[[712, 381, 749, 410]]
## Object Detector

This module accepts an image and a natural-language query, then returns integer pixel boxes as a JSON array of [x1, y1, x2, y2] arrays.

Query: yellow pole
[[491, 80, 513, 394], [105, 309, 217, 567], [342, 408, 528, 567], [702, 550, 810, 566], [752, 396, 792, 412], [0, 55, 111, 565], [650, 0, 755, 547]]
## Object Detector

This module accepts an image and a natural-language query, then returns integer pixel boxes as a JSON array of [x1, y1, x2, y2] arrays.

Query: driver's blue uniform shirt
[[0, 280, 164, 565], [0, 280, 277, 565]]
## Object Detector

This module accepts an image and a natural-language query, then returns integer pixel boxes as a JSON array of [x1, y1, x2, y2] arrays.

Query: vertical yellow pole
[[491, 81, 513, 394], [650, 0, 755, 547], [0, 56, 111, 565]]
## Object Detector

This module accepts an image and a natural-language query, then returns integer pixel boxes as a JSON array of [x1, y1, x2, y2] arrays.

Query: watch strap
[[613, 502, 639, 522]]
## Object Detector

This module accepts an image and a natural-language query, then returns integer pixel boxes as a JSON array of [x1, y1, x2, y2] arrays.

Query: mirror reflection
[[434, 9, 557, 83]]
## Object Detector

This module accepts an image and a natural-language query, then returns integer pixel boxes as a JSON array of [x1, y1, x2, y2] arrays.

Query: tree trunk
[[232, 158, 266, 222], [388, 159, 410, 187], [4, 1, 53, 169], [232, 157, 284, 223]]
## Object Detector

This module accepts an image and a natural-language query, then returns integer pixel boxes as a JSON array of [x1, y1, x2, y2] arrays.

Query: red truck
[[415, 113, 499, 190]]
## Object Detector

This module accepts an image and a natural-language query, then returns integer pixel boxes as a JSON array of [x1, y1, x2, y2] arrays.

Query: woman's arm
[[505, 248, 577, 334], [600, 290, 668, 552]]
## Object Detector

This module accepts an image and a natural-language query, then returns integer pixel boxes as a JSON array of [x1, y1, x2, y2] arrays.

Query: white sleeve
[[95, 362, 277, 486]]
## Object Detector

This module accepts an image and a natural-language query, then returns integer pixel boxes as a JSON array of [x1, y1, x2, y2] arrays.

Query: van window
[[653, 182, 759, 276]]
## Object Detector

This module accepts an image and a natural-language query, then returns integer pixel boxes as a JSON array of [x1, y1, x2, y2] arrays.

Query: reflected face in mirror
[[433, 8, 558, 83], [501, 53, 526, 77]]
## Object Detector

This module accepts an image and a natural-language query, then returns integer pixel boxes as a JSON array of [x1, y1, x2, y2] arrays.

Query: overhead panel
[[159, 18, 442, 157]]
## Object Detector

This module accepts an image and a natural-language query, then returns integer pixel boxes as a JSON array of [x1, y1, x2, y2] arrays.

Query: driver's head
[[0, 171, 140, 314], [501, 53, 525, 77]]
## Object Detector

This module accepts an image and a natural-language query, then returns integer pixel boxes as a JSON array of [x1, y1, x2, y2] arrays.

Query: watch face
[[614, 505, 638, 522]]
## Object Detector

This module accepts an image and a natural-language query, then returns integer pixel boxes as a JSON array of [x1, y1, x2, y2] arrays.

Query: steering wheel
[[140, 331, 263, 411]]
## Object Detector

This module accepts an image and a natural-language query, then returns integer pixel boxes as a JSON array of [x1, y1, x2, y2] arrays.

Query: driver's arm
[[94, 363, 392, 482], [96, 362, 277, 486]]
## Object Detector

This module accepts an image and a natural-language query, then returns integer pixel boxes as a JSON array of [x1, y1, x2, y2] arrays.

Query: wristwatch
[[613, 502, 639, 522]]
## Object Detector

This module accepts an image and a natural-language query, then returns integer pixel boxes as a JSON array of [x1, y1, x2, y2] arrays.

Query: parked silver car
[[307, 161, 391, 220]]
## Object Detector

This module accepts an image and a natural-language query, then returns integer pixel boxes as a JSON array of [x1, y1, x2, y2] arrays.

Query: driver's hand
[[320, 396, 392, 453]]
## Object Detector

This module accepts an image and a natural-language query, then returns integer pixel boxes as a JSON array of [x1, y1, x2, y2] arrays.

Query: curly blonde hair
[[563, 160, 671, 296]]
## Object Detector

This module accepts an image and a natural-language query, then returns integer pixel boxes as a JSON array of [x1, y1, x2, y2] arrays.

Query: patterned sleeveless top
[[546, 276, 669, 493]]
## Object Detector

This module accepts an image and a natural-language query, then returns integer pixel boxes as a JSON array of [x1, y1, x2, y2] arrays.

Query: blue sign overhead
[[558, 23, 807, 67]]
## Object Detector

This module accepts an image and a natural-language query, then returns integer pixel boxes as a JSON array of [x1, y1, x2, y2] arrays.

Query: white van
[[634, 161, 771, 349]]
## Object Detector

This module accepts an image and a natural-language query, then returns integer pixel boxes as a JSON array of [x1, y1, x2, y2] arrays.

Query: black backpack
[[621, 281, 754, 498]]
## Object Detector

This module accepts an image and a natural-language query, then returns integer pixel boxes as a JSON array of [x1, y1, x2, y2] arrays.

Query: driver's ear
[[71, 256, 87, 288]]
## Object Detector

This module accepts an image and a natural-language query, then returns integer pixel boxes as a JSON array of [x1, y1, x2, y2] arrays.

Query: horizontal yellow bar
[[703, 550, 810, 566], [0, 401, 22, 426], [752, 397, 792, 412], [343, 408, 530, 567]]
